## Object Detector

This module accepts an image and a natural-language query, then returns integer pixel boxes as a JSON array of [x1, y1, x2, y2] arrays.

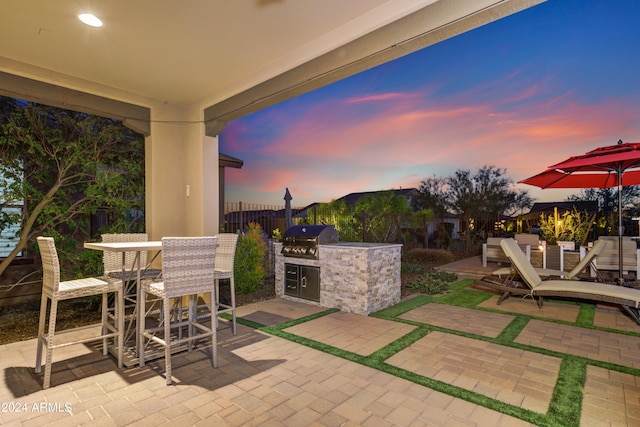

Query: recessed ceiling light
[[78, 13, 103, 27]]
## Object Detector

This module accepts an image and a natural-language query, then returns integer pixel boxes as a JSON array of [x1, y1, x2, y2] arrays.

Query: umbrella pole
[[618, 168, 624, 284]]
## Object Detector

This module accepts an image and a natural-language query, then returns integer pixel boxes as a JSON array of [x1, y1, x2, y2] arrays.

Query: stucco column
[[184, 104, 219, 236], [145, 103, 219, 240]]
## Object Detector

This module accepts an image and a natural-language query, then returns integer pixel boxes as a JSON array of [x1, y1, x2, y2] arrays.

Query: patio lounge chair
[[482, 238, 640, 325]]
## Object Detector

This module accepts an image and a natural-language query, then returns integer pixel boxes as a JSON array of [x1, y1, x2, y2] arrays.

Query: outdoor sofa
[[481, 233, 545, 268], [482, 237, 510, 267], [591, 236, 640, 277]]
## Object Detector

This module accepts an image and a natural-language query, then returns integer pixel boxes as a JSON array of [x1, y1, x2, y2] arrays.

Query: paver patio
[[0, 299, 534, 427], [3, 260, 640, 425]]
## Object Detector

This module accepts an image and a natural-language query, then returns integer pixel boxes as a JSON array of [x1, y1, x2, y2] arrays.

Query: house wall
[[426, 217, 461, 240]]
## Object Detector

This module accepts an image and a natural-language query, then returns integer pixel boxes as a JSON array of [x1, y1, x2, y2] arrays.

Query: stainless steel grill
[[281, 225, 338, 259]]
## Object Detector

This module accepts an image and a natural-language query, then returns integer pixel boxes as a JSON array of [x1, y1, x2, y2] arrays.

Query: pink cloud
[[223, 76, 640, 206]]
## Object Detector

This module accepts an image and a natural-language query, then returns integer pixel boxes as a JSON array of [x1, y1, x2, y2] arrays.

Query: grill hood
[[283, 225, 338, 242], [281, 225, 338, 259]]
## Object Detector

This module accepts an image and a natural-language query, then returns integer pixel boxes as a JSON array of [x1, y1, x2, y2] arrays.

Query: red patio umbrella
[[519, 140, 640, 282]]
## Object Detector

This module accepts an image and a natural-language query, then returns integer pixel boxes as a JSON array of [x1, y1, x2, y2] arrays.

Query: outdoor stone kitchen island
[[274, 241, 402, 315]]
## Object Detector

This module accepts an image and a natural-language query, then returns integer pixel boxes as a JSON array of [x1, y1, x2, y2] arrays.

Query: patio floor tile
[[235, 298, 327, 326], [477, 295, 580, 323], [386, 330, 562, 413], [593, 303, 640, 331], [399, 302, 515, 337], [515, 319, 640, 369], [582, 365, 640, 426], [282, 311, 416, 356]]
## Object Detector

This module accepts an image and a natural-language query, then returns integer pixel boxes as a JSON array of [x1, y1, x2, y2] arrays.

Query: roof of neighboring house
[[527, 201, 599, 214], [219, 152, 244, 169], [224, 207, 306, 222], [519, 201, 600, 221]]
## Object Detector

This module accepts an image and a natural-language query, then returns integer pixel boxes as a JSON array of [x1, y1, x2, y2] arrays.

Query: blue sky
[[219, 0, 640, 208]]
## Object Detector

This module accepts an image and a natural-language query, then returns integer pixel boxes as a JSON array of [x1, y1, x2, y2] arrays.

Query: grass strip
[[576, 303, 595, 327], [546, 357, 586, 427], [495, 315, 530, 343], [233, 315, 267, 330], [435, 288, 494, 307], [448, 278, 476, 291], [229, 308, 339, 331], [261, 308, 339, 332], [367, 326, 431, 363], [370, 295, 432, 319]]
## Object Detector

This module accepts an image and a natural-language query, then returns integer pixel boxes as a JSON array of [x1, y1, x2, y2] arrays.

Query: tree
[[539, 209, 595, 246], [412, 176, 448, 248], [566, 187, 640, 234], [412, 176, 448, 217], [0, 97, 145, 277], [415, 165, 532, 251], [354, 190, 412, 242], [234, 222, 266, 294], [308, 199, 359, 241], [308, 191, 416, 243]]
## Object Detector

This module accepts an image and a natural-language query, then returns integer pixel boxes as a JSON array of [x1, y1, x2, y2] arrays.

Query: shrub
[[234, 223, 267, 294], [407, 270, 458, 295], [404, 248, 454, 265], [401, 262, 426, 275]]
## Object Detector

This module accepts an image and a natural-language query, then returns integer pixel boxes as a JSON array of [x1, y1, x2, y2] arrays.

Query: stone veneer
[[274, 242, 402, 315]]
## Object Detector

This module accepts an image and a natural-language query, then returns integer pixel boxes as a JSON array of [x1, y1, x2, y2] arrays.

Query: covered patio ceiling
[[0, 0, 543, 135]]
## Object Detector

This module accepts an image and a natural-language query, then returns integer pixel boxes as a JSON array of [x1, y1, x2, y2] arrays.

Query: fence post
[[239, 201, 243, 233], [362, 210, 367, 242], [423, 213, 428, 249]]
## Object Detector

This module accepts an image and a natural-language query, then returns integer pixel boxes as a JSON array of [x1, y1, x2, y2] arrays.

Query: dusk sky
[[219, 0, 640, 209]]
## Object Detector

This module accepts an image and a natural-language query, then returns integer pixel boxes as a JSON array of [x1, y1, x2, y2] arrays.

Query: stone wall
[[275, 242, 402, 315], [563, 251, 580, 272]]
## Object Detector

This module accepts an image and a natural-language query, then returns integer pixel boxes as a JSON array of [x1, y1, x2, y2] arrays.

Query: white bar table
[[84, 241, 162, 365]]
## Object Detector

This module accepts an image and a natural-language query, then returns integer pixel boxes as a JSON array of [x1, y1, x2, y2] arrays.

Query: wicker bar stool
[[35, 237, 124, 389], [100, 233, 163, 353], [139, 236, 218, 385], [213, 233, 239, 335]]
